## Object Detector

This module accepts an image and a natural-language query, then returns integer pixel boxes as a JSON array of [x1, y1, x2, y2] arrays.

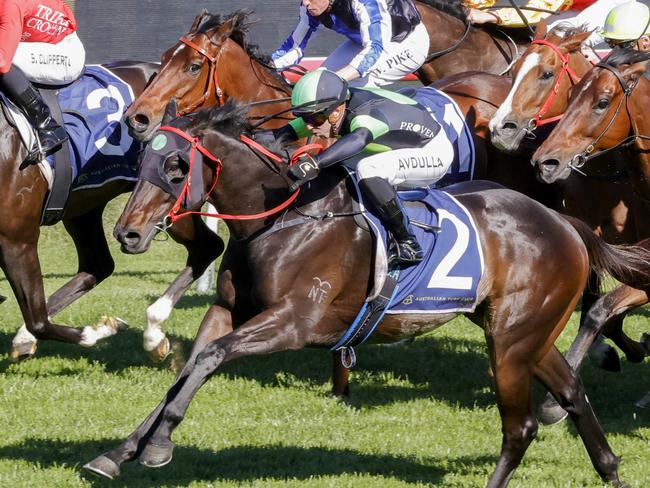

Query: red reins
[[160, 126, 316, 223], [529, 39, 582, 128]]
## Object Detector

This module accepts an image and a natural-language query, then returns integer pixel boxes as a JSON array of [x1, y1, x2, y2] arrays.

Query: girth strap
[[39, 87, 72, 226]]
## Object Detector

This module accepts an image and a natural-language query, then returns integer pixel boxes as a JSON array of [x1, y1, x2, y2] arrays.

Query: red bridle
[[528, 39, 582, 128], [176, 36, 226, 116], [158, 126, 307, 224]]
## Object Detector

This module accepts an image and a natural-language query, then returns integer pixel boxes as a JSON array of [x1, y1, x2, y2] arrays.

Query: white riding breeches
[[355, 128, 455, 187], [323, 22, 430, 88], [13, 32, 85, 85]]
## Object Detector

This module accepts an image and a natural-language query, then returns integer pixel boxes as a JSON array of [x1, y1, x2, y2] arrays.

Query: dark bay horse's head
[[532, 49, 650, 184], [124, 10, 252, 142], [115, 99, 266, 253], [489, 22, 592, 153]]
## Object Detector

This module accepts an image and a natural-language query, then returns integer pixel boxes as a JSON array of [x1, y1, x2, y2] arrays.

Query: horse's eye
[[165, 156, 188, 183], [187, 63, 202, 75], [596, 99, 610, 110], [540, 71, 554, 80]]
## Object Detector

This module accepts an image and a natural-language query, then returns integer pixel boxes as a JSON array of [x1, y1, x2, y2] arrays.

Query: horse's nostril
[[502, 121, 518, 132], [117, 229, 142, 247], [129, 113, 150, 132], [536, 158, 561, 174]]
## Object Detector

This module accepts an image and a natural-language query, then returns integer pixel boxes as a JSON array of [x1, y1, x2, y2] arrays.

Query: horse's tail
[[563, 215, 650, 290]]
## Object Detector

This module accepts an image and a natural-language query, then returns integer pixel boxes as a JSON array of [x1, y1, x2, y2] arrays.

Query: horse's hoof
[[634, 392, 650, 409], [146, 336, 171, 363], [83, 455, 121, 479], [8, 341, 37, 362], [640, 333, 650, 355], [538, 398, 569, 425], [0, 294, 6, 305], [596, 347, 622, 373], [139, 443, 174, 468]]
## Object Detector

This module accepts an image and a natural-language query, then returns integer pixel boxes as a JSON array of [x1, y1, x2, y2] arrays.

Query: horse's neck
[[569, 51, 592, 79], [102, 61, 159, 98], [220, 41, 292, 127], [628, 79, 650, 200], [212, 149, 349, 241]]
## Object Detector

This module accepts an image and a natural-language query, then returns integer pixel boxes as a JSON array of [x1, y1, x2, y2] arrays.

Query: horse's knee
[[26, 321, 48, 339], [505, 416, 538, 450]]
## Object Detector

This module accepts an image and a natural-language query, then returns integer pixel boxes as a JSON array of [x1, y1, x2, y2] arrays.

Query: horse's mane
[[192, 99, 251, 139], [547, 23, 590, 39], [193, 10, 290, 90], [417, 0, 468, 21], [605, 47, 650, 69]]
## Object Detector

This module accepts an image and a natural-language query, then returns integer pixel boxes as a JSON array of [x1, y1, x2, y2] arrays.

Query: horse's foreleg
[[84, 303, 234, 478], [331, 351, 350, 397], [539, 284, 648, 425], [136, 306, 308, 469], [581, 272, 621, 372], [535, 346, 622, 485], [599, 286, 649, 363], [144, 216, 225, 362]]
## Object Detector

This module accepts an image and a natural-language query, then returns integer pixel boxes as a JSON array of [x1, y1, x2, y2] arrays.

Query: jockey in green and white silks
[[601, 1, 650, 51], [271, 0, 429, 87], [263, 69, 455, 265]]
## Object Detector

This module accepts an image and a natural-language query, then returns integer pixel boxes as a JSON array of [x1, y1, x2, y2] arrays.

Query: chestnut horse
[[82, 100, 650, 487], [125, 11, 292, 143], [532, 48, 650, 420], [487, 25, 650, 371], [1, 61, 224, 361]]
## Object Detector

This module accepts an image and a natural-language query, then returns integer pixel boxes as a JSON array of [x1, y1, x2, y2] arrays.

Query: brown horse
[[116, 10, 548, 396], [415, 0, 530, 84], [2, 61, 224, 361], [125, 11, 293, 143], [82, 100, 650, 486], [531, 49, 650, 421], [487, 24, 650, 372]]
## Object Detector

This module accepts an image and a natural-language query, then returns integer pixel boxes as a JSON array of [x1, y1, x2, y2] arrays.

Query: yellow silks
[[466, 0, 573, 27]]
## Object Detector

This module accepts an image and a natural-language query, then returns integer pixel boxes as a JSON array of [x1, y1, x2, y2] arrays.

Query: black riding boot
[[0, 66, 67, 159], [359, 177, 424, 265], [16, 85, 68, 158]]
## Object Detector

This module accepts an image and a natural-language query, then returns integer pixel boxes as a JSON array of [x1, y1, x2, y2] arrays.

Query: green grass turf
[[0, 195, 648, 487]]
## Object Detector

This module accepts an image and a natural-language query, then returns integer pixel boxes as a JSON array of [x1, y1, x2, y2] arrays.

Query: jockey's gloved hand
[[287, 153, 320, 192]]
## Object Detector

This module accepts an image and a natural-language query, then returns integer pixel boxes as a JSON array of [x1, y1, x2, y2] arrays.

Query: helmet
[[291, 69, 349, 117], [602, 1, 650, 41]]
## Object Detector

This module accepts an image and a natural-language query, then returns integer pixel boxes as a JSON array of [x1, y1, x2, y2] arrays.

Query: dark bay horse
[[3, 61, 225, 361], [415, 0, 530, 84], [83, 100, 650, 487], [532, 49, 650, 421]]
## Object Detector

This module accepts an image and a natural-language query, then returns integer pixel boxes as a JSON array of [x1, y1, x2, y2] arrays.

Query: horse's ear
[[534, 19, 548, 40], [207, 11, 248, 45], [162, 99, 178, 126], [558, 29, 593, 53], [622, 60, 650, 83], [190, 9, 210, 32]]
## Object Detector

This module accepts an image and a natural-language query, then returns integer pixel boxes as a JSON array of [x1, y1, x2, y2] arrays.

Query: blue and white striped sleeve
[[349, 0, 393, 77], [271, 6, 320, 68]]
